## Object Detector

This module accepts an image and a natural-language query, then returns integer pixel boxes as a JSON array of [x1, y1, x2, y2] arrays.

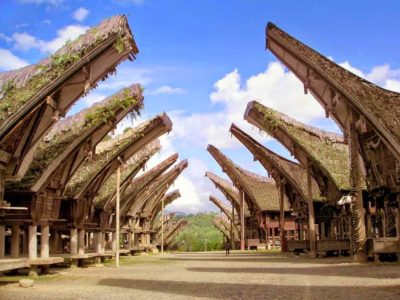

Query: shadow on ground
[[97, 278, 400, 299], [186, 265, 400, 279]]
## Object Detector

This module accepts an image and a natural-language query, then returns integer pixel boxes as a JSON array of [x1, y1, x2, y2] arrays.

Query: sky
[[1, 0, 400, 214]]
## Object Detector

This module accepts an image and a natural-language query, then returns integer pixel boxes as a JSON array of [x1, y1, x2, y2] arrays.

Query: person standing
[[224, 239, 231, 256]]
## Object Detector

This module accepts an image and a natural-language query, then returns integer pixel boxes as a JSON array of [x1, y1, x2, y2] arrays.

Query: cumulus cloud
[[0, 48, 29, 71], [149, 85, 186, 95], [340, 61, 400, 92], [0, 33, 12, 43], [42, 25, 88, 53], [72, 7, 89, 22], [11, 24, 88, 53], [17, 0, 64, 6]]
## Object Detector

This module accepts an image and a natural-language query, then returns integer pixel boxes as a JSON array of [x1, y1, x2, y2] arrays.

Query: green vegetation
[[171, 212, 224, 252]]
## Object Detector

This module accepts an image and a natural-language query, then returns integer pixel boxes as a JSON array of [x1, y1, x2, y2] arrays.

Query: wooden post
[[306, 159, 316, 256], [78, 229, 85, 255], [70, 228, 78, 255], [28, 225, 37, 260], [0, 225, 5, 258], [40, 224, 49, 258], [161, 196, 164, 254], [95, 231, 102, 253], [11, 225, 20, 258], [115, 165, 121, 268], [279, 181, 286, 252], [240, 189, 245, 251], [348, 112, 367, 262], [230, 199, 234, 250]]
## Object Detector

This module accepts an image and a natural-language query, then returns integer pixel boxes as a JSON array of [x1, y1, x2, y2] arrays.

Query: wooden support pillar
[[321, 222, 326, 240], [112, 231, 117, 252], [279, 181, 286, 252], [22, 228, 28, 255], [28, 225, 37, 260], [96, 231, 102, 253], [240, 189, 245, 251], [348, 113, 367, 262], [230, 199, 234, 250], [70, 228, 78, 255], [0, 225, 5, 258], [127, 231, 132, 249], [11, 225, 20, 258], [78, 229, 85, 255], [101, 231, 106, 254], [306, 159, 316, 256], [40, 224, 49, 258]]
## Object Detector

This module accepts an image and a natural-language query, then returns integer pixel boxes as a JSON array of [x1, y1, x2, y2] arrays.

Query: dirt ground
[[1, 251, 400, 300]]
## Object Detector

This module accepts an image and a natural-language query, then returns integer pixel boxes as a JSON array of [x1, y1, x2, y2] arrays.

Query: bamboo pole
[[116, 165, 121, 268], [240, 189, 245, 251]]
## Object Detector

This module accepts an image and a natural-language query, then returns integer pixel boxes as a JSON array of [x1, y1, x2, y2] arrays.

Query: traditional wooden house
[[126, 159, 188, 248], [209, 195, 240, 244], [205, 172, 247, 249], [59, 113, 172, 259], [207, 144, 293, 250], [117, 154, 179, 250], [1, 85, 143, 264], [150, 189, 181, 223], [0, 15, 138, 206], [230, 123, 350, 255], [156, 218, 188, 250], [212, 215, 240, 245], [243, 103, 353, 255], [265, 22, 400, 261]]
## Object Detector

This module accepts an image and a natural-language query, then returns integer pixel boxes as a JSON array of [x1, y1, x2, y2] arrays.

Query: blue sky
[[1, 0, 400, 213]]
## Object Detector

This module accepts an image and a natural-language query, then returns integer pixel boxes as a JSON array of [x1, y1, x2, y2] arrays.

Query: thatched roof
[[212, 215, 240, 241], [266, 22, 400, 159], [230, 123, 322, 203], [245, 101, 350, 191], [205, 171, 249, 216], [120, 153, 179, 215], [0, 15, 137, 124], [94, 140, 160, 208], [207, 144, 284, 212], [6, 84, 143, 191], [65, 113, 172, 198], [148, 189, 181, 220], [209, 195, 234, 219], [157, 219, 188, 245], [0, 15, 139, 179], [127, 159, 188, 217]]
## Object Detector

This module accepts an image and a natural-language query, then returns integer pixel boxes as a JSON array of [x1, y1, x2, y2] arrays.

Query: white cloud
[[42, 25, 88, 53], [149, 85, 186, 95], [339, 61, 400, 92], [72, 7, 89, 22], [41, 19, 52, 26], [12, 32, 43, 51], [0, 33, 12, 43], [0, 48, 29, 71], [11, 24, 88, 53], [17, 0, 64, 6], [81, 92, 106, 107]]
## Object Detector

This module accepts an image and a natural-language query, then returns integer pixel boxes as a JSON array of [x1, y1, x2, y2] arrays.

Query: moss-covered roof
[[230, 123, 322, 203], [266, 22, 400, 152], [149, 189, 181, 220], [205, 171, 250, 216], [209, 195, 234, 219], [249, 101, 350, 190], [207, 144, 286, 212], [128, 159, 188, 216], [120, 153, 178, 214], [6, 84, 143, 191], [0, 15, 138, 126], [93, 140, 160, 208]]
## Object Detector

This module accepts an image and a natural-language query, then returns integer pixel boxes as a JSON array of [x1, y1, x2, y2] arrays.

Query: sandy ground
[[1, 251, 400, 300]]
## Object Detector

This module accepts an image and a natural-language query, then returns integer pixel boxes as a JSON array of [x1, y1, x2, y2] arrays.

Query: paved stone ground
[[1, 251, 400, 300]]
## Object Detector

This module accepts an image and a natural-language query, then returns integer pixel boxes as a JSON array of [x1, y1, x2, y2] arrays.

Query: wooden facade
[[265, 23, 400, 261], [207, 145, 295, 250]]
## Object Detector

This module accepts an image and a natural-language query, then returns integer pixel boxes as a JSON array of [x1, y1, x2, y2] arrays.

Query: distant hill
[[171, 212, 224, 251]]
